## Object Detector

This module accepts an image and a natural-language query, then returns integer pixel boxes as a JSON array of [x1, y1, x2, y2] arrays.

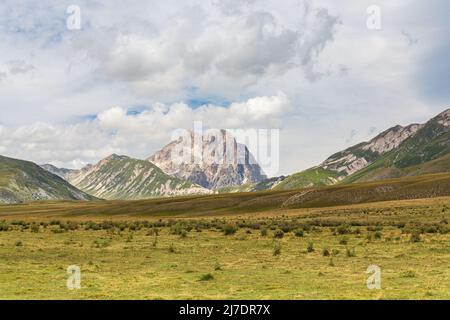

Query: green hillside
[[0, 155, 96, 204], [70, 155, 210, 200], [273, 167, 343, 191]]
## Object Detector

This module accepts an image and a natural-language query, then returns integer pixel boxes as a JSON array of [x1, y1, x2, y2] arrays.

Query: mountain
[[148, 130, 267, 189], [342, 108, 450, 183], [40, 164, 78, 180], [56, 154, 212, 200], [274, 108, 450, 190], [0, 155, 95, 204]]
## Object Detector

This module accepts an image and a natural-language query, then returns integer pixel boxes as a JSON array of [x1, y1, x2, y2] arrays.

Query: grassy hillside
[[0, 155, 96, 204], [1, 173, 449, 218], [273, 167, 343, 191], [70, 155, 209, 200]]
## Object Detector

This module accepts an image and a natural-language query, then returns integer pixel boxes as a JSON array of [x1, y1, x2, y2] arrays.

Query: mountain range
[[0, 108, 449, 204]]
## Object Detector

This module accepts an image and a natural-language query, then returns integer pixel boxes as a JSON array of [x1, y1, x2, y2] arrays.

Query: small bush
[[273, 230, 284, 239], [307, 242, 314, 253], [0, 221, 10, 232], [374, 231, 382, 239], [337, 224, 351, 235], [168, 243, 175, 253], [31, 224, 39, 233], [294, 230, 304, 237], [199, 273, 214, 281], [339, 236, 348, 245], [260, 228, 268, 237], [410, 233, 421, 243], [15, 240, 23, 247], [322, 248, 330, 257], [346, 248, 356, 257], [223, 224, 237, 236]]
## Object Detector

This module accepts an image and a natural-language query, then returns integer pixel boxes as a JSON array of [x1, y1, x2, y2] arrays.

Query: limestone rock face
[[148, 130, 267, 189]]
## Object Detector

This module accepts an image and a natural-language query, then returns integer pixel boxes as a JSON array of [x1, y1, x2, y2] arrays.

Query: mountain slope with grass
[[274, 108, 450, 191], [63, 154, 212, 200], [0, 155, 96, 204]]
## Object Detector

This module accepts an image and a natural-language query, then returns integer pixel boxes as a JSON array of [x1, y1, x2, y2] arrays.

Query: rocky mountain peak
[[433, 108, 450, 128], [148, 129, 267, 189], [361, 123, 423, 154]]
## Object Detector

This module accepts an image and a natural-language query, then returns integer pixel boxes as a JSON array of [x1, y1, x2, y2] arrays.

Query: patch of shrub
[[410, 233, 421, 243], [31, 224, 39, 233], [199, 273, 214, 281], [339, 237, 348, 245], [346, 248, 356, 257], [294, 230, 304, 237], [322, 248, 330, 257], [0, 221, 10, 232], [273, 230, 284, 239], [337, 224, 352, 235], [260, 228, 268, 237], [307, 242, 314, 253], [223, 224, 237, 236]]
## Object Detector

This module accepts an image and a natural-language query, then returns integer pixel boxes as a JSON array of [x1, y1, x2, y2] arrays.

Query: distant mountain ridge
[[45, 154, 212, 200], [0, 155, 95, 204], [274, 108, 450, 190]]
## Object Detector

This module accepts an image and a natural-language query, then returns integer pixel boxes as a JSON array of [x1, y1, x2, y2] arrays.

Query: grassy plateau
[[0, 174, 449, 300]]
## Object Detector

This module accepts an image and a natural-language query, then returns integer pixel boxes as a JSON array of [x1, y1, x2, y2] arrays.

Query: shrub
[[273, 230, 284, 239], [179, 230, 188, 238], [0, 221, 10, 232], [339, 237, 348, 245], [346, 248, 356, 257], [15, 240, 23, 247], [199, 273, 214, 281], [374, 231, 382, 239], [322, 248, 330, 257], [223, 224, 237, 236], [337, 224, 351, 235], [31, 224, 39, 233], [294, 230, 304, 237], [168, 243, 175, 253], [328, 258, 335, 267], [260, 228, 268, 237], [307, 242, 314, 253], [410, 233, 421, 243]]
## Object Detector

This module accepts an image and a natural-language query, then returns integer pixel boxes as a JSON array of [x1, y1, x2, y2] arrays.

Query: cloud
[[0, 93, 290, 169], [101, 3, 339, 95], [0, 0, 448, 176]]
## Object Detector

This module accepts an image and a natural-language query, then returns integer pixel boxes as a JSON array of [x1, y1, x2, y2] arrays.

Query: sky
[[0, 0, 449, 176]]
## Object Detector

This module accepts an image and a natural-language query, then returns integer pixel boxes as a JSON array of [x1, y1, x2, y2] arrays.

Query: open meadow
[[0, 194, 449, 300]]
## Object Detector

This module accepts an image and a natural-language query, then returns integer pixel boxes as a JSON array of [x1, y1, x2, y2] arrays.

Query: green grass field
[[0, 196, 449, 300]]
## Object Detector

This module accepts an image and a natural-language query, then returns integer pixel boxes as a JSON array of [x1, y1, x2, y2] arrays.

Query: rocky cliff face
[[63, 154, 212, 200], [148, 130, 267, 189], [321, 123, 423, 175]]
